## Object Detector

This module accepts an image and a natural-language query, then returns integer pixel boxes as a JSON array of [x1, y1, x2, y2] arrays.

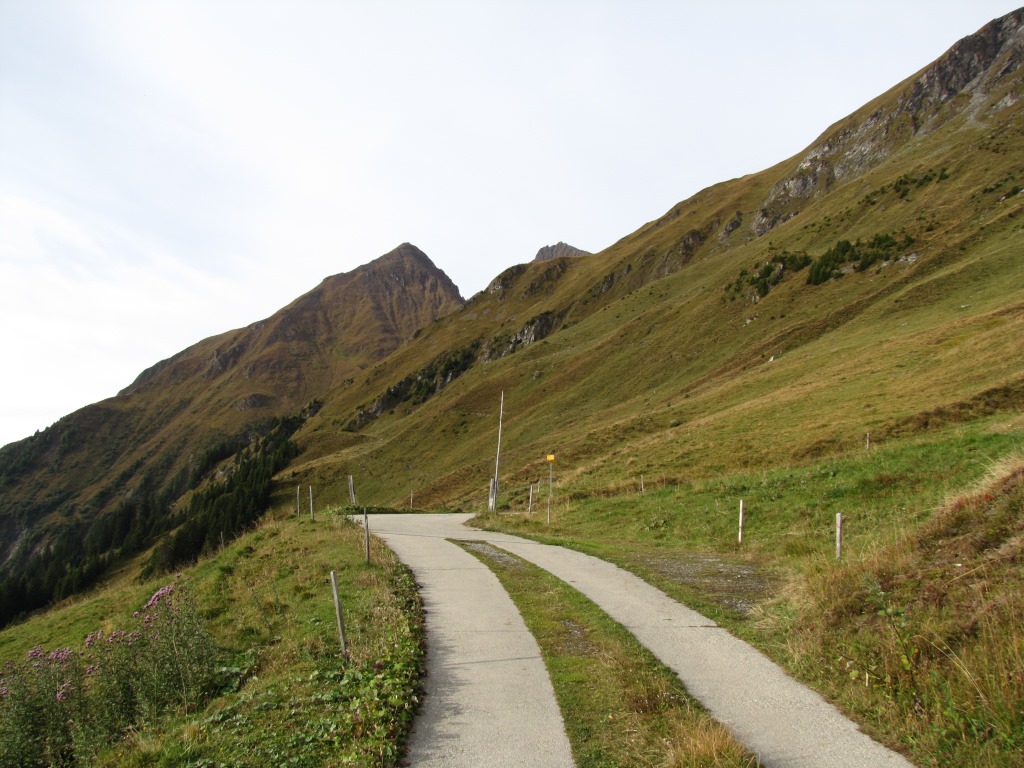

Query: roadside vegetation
[[0, 511, 423, 767], [461, 541, 756, 768], [475, 418, 1024, 768]]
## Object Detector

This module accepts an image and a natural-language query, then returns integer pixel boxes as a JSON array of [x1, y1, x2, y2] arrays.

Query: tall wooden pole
[[547, 460, 553, 525]]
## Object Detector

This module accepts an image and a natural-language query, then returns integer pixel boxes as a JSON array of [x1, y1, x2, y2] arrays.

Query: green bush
[[0, 582, 218, 766]]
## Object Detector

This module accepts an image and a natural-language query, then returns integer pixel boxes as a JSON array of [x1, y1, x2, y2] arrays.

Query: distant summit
[[532, 242, 590, 262]]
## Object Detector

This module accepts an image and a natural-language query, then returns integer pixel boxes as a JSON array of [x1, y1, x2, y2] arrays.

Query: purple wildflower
[[27, 647, 44, 660], [55, 681, 71, 702], [47, 648, 75, 666], [145, 584, 176, 610]]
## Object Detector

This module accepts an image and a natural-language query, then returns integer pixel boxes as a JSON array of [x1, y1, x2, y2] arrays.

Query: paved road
[[365, 513, 575, 768], [367, 513, 917, 768]]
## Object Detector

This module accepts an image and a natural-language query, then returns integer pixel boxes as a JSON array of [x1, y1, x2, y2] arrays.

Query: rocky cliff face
[[753, 8, 1024, 236], [533, 242, 591, 262]]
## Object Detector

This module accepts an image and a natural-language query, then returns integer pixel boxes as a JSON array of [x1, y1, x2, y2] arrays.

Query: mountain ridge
[[1, 8, 1023, 631]]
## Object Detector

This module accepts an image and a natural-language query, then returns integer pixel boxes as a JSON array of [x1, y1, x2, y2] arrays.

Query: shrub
[[0, 582, 218, 766]]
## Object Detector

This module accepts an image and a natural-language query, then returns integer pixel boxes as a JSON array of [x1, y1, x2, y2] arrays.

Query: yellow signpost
[[546, 454, 554, 524]]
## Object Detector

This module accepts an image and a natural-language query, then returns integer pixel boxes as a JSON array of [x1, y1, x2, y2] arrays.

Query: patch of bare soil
[[637, 553, 777, 616]]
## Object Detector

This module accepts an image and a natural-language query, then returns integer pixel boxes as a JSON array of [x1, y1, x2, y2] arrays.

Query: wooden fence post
[[363, 508, 370, 564], [329, 570, 348, 657], [836, 513, 844, 560]]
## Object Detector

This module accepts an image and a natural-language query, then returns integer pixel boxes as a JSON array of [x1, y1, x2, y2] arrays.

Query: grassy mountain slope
[[287, 10, 1024, 512], [1, 8, 1023, 766], [0, 244, 463, 619]]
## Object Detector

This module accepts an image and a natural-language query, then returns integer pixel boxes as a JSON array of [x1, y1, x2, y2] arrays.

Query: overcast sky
[[0, 1, 1019, 448]]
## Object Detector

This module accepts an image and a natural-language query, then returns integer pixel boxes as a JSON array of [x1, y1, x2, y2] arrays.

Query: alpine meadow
[[2, 8, 1024, 767]]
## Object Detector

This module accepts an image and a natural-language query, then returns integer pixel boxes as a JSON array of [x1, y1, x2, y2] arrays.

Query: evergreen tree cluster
[[724, 251, 812, 301], [145, 419, 300, 575], [806, 233, 914, 285], [0, 411, 308, 630]]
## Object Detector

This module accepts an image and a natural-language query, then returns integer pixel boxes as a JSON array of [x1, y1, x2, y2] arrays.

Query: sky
[[0, 0, 1020, 449]]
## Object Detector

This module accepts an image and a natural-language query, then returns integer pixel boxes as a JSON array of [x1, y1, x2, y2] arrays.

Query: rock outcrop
[[533, 242, 591, 262], [753, 9, 1024, 236]]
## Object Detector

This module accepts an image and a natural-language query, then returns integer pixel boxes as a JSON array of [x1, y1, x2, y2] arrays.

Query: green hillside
[[2, 8, 1023, 766]]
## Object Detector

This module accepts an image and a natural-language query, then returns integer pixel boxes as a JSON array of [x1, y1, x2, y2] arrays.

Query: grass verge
[[0, 509, 424, 767], [473, 425, 1024, 767], [459, 540, 757, 768]]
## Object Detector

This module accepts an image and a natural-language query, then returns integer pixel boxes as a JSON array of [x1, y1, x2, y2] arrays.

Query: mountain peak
[[533, 242, 591, 262]]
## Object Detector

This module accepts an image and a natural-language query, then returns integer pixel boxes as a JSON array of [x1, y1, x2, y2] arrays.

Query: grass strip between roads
[[459, 540, 757, 768]]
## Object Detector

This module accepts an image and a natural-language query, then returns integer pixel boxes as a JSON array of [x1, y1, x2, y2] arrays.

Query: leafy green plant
[[0, 581, 218, 766]]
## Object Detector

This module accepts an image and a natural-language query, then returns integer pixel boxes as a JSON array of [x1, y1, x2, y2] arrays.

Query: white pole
[[738, 499, 745, 544], [836, 513, 843, 560], [493, 391, 504, 508], [528, 484, 534, 514], [641, 475, 645, 495]]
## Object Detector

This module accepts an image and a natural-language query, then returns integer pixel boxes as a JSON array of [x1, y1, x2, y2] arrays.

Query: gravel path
[[366, 513, 916, 768]]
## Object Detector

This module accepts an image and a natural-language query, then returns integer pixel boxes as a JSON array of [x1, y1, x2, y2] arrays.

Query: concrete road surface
[[365, 513, 575, 768], [366, 512, 917, 768]]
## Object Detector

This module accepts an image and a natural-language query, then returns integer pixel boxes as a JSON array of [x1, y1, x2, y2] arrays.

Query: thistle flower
[[145, 584, 176, 609]]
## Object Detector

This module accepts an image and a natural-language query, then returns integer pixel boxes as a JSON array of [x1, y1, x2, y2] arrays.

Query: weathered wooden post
[[363, 507, 370, 564], [836, 512, 844, 560], [528, 484, 534, 514], [329, 570, 348, 657], [309, 486, 314, 521], [296, 485, 300, 517], [547, 454, 555, 526], [641, 475, 645, 496], [348, 475, 356, 505]]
